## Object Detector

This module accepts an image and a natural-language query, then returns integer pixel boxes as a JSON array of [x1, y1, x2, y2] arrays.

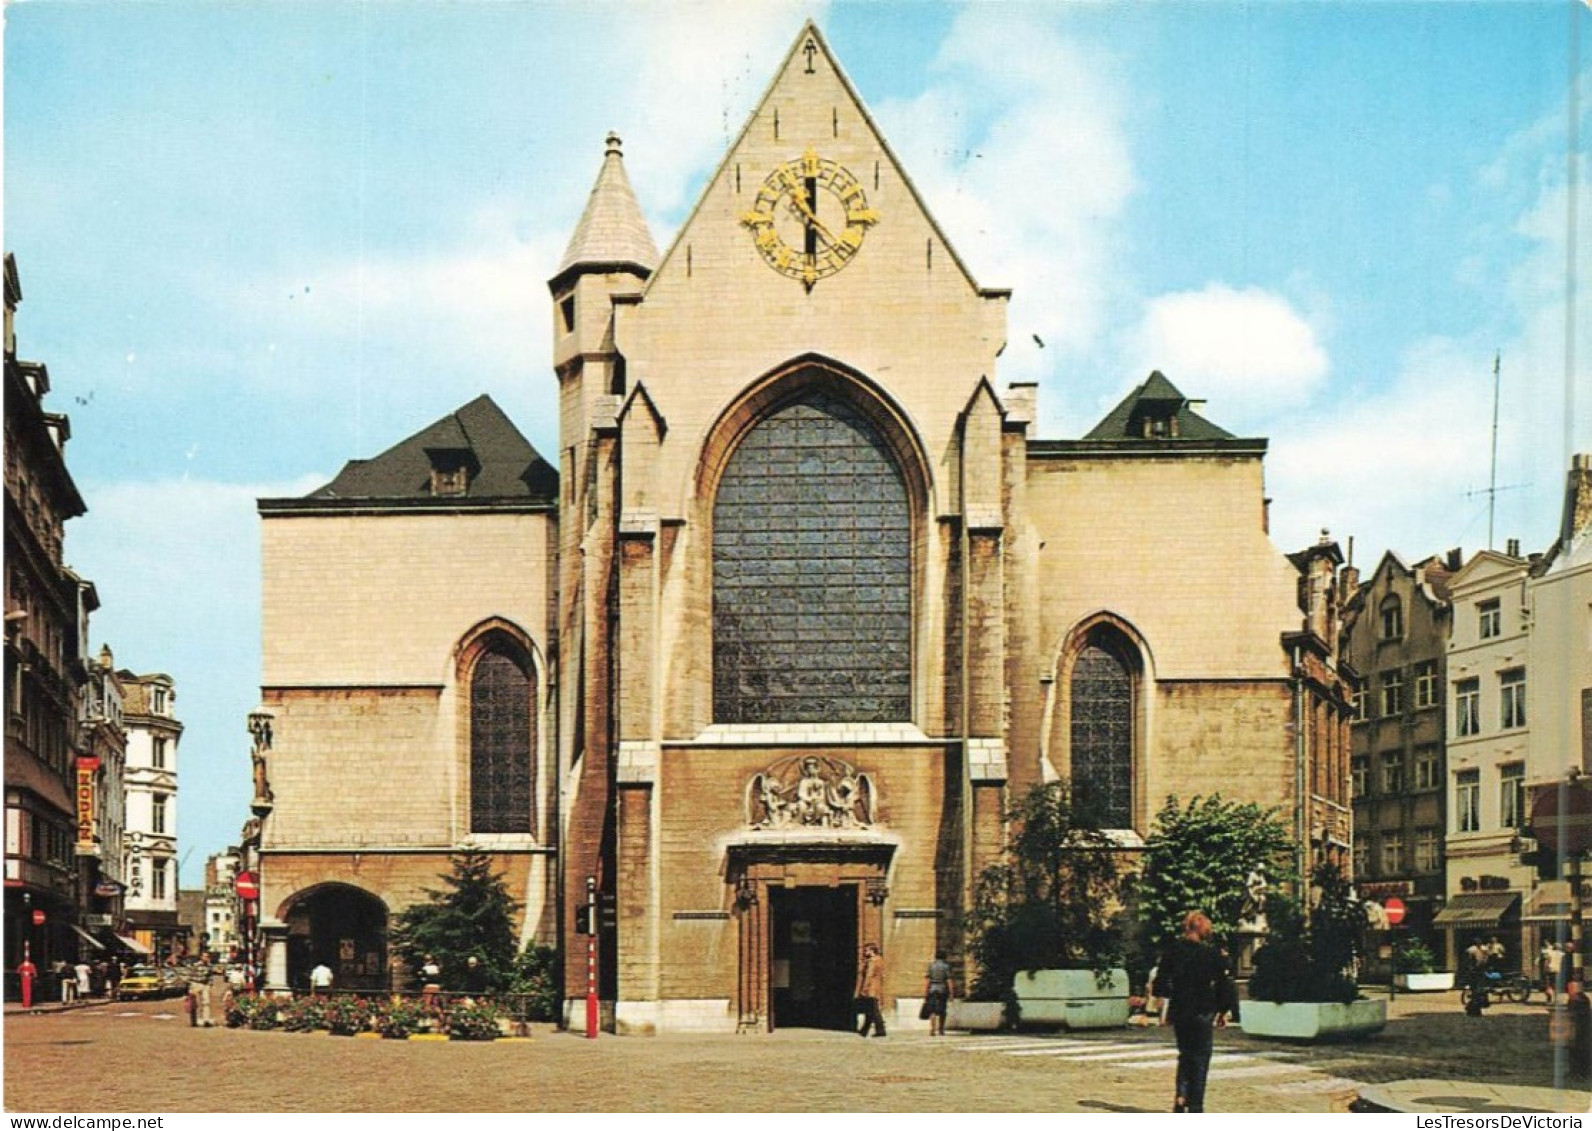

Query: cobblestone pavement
[[4, 992, 1590, 1113]]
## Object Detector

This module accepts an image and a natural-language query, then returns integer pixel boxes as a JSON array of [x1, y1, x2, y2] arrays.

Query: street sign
[[1383, 897, 1406, 926], [1530, 779, 1592, 857], [234, 871, 260, 901], [31, 910, 45, 926]]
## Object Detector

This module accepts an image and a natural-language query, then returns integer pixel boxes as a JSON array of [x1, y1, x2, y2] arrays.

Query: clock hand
[[784, 192, 839, 247]]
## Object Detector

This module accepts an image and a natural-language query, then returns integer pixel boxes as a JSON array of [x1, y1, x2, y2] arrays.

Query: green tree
[[392, 845, 521, 991], [966, 780, 1125, 1001], [1135, 794, 1293, 955], [1249, 860, 1368, 1004], [506, 942, 561, 1021]]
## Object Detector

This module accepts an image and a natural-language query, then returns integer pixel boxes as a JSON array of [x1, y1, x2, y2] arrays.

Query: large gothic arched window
[[1069, 630, 1137, 829], [713, 389, 911, 723], [469, 645, 535, 834]]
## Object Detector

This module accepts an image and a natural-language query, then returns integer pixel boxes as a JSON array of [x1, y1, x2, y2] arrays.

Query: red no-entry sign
[[30, 910, 45, 926], [1531, 780, 1592, 858], [234, 871, 260, 901], [1383, 897, 1406, 926]]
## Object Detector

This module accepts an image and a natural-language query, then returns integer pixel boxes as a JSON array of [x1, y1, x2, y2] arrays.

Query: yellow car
[[116, 965, 165, 999]]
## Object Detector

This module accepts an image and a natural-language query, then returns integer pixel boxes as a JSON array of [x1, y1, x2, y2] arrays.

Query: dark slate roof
[[1082, 371, 1236, 442], [307, 395, 557, 504]]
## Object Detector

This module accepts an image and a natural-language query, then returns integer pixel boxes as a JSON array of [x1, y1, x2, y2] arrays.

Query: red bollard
[[18, 955, 36, 1010], [585, 933, 598, 1039]]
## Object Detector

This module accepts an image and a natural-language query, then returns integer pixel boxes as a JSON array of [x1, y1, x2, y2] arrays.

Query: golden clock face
[[741, 149, 879, 290]]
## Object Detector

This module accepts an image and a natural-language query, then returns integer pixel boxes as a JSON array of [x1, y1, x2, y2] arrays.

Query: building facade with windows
[[202, 847, 241, 961], [1438, 544, 1534, 968], [254, 22, 1354, 1030], [4, 253, 92, 989], [76, 641, 130, 956], [255, 394, 558, 994], [1518, 456, 1592, 947], [1342, 550, 1453, 952], [120, 671, 182, 961]]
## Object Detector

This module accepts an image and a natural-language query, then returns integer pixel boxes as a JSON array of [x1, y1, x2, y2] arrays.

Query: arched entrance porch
[[280, 884, 389, 992]]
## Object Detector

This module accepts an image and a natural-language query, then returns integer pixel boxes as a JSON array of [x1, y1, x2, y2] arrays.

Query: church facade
[[254, 23, 1352, 1032]]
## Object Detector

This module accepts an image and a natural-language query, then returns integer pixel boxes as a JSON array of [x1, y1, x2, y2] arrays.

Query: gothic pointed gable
[[643, 20, 1000, 304], [551, 132, 660, 292]]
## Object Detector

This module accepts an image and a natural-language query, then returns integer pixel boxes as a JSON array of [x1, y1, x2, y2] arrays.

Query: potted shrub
[[376, 997, 432, 1039], [280, 995, 329, 1033], [223, 991, 269, 1030], [444, 999, 504, 1041], [1392, 938, 1454, 992], [964, 782, 1129, 1031], [322, 994, 374, 1036], [1245, 862, 1387, 1041]]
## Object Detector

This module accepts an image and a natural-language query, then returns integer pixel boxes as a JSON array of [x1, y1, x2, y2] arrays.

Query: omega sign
[[75, 757, 99, 850]]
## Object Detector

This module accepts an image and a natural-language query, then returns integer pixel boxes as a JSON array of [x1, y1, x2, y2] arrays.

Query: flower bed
[[223, 992, 521, 1041]]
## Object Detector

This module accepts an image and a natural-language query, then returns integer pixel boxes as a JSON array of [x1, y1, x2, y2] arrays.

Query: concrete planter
[[1240, 997, 1387, 1041], [1013, 969, 1131, 1030], [1393, 972, 1455, 992], [947, 1000, 1006, 1031]]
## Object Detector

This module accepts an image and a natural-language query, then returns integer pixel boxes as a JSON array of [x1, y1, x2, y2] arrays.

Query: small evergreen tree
[[392, 845, 521, 991], [967, 780, 1125, 1001], [1135, 795, 1293, 954]]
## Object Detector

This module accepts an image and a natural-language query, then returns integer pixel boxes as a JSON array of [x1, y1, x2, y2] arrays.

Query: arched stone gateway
[[280, 884, 389, 993]]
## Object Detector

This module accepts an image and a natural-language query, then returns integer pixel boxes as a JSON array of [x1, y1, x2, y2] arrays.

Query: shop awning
[[1433, 891, 1520, 929], [68, 924, 104, 950], [1524, 888, 1580, 923], [113, 934, 149, 955]]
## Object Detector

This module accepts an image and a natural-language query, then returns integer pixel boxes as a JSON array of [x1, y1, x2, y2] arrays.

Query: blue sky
[[5, 0, 1588, 883]]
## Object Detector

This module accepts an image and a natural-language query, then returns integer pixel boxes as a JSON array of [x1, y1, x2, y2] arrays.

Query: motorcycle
[[1461, 969, 1536, 1012]]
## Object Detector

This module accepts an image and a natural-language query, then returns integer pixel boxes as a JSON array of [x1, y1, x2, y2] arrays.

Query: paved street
[[4, 991, 1591, 1113]]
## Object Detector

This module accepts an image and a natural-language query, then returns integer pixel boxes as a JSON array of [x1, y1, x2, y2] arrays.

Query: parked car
[[116, 966, 166, 999]]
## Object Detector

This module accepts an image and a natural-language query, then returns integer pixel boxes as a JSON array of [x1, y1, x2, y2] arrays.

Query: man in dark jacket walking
[[1153, 911, 1234, 1113]]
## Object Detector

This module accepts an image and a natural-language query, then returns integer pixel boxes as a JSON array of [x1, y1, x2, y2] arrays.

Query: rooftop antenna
[[1489, 350, 1500, 551], [1465, 352, 1526, 549]]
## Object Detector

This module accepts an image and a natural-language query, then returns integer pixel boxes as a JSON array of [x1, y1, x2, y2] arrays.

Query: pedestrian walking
[[855, 942, 887, 1038], [55, 960, 75, 1005], [921, 951, 953, 1036], [1543, 941, 1563, 1003], [74, 960, 92, 1000], [419, 954, 442, 1010], [1153, 910, 1234, 1114], [309, 961, 333, 997]]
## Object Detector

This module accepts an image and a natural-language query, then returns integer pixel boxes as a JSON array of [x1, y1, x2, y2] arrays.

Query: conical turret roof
[[552, 132, 659, 288]]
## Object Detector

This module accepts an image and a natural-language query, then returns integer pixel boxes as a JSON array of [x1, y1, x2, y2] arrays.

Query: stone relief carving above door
[[746, 755, 876, 830]]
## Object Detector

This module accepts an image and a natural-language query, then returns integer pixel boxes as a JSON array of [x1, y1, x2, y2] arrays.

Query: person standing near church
[[856, 943, 887, 1038], [1153, 911, 1233, 1113], [922, 951, 953, 1036]]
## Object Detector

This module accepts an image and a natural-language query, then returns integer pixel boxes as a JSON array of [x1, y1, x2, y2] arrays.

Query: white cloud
[[875, 6, 1136, 376], [1265, 336, 1498, 558], [1127, 284, 1330, 425], [609, 1, 830, 221]]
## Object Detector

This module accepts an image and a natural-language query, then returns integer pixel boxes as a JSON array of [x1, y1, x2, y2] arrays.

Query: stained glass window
[[713, 390, 911, 723], [471, 648, 535, 834], [1070, 641, 1133, 828]]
